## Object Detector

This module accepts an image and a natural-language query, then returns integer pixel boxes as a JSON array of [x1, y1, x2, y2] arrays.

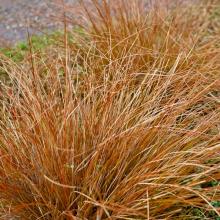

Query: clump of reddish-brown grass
[[0, 0, 220, 219]]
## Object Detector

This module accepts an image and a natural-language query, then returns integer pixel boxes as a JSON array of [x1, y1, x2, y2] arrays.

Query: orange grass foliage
[[0, 0, 220, 219]]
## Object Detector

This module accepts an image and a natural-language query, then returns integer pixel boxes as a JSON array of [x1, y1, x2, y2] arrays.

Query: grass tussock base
[[0, 0, 220, 219]]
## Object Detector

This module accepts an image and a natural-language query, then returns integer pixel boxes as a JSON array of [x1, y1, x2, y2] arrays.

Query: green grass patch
[[0, 32, 61, 62]]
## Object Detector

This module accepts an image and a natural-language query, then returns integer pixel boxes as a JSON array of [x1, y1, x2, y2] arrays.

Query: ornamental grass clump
[[0, 0, 219, 219]]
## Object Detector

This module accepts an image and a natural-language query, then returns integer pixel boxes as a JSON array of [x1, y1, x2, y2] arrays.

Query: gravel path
[[0, 0, 198, 47], [0, 0, 76, 46]]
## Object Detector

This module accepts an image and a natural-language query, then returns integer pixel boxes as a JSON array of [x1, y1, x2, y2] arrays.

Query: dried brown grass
[[0, 0, 219, 219]]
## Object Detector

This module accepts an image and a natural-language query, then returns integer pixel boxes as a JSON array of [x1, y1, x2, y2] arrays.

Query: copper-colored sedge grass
[[0, 0, 220, 219]]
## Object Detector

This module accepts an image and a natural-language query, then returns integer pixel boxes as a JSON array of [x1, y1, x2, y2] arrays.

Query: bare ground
[[0, 0, 77, 46]]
